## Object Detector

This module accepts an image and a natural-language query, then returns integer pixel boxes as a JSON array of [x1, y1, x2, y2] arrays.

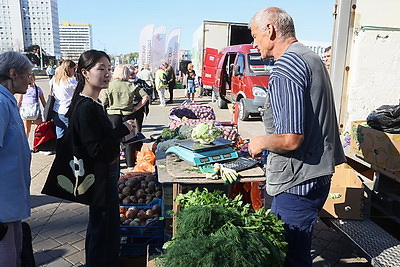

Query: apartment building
[[59, 21, 92, 62], [0, 0, 60, 59]]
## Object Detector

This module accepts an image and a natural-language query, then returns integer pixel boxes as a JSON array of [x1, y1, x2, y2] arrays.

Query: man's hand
[[248, 136, 265, 157]]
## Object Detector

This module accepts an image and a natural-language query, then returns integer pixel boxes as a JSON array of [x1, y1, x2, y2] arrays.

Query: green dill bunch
[[175, 205, 243, 239], [160, 224, 285, 267]]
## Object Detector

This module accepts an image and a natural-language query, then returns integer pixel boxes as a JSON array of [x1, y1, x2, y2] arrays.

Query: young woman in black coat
[[66, 50, 136, 267]]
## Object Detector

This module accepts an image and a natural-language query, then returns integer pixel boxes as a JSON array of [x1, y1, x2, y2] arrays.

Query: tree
[[121, 52, 139, 64], [24, 45, 55, 67]]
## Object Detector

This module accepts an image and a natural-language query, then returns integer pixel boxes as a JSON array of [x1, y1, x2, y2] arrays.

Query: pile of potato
[[118, 172, 162, 205], [119, 203, 162, 226]]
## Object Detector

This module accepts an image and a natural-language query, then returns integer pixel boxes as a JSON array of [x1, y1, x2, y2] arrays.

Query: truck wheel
[[217, 96, 228, 109], [238, 98, 250, 121]]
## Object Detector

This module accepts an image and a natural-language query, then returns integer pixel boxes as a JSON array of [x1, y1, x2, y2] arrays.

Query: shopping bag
[[41, 137, 108, 206], [20, 103, 40, 120], [41, 102, 107, 206], [33, 121, 57, 152], [43, 94, 56, 122], [133, 145, 156, 172]]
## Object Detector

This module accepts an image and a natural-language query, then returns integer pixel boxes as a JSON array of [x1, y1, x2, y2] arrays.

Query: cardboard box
[[320, 163, 364, 220], [350, 120, 400, 170]]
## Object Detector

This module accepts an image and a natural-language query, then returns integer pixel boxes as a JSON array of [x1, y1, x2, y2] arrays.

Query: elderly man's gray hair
[[0, 51, 33, 82], [249, 7, 296, 41]]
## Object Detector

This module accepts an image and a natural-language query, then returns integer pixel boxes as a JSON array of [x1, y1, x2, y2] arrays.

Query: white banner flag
[[138, 24, 154, 68], [151, 25, 166, 72], [165, 28, 181, 73]]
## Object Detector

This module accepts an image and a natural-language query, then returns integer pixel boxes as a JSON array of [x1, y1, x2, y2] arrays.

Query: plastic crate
[[120, 199, 164, 256]]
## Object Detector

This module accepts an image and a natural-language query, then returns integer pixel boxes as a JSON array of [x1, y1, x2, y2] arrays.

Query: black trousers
[[85, 160, 120, 267], [108, 114, 142, 168], [168, 82, 175, 101]]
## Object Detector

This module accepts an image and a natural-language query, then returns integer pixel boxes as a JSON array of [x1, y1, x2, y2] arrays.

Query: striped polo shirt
[[269, 52, 331, 196]]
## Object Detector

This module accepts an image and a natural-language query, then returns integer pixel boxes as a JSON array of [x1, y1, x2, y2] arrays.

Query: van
[[202, 44, 274, 120]]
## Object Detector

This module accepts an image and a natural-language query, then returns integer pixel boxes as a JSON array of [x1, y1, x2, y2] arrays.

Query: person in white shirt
[[52, 60, 77, 138]]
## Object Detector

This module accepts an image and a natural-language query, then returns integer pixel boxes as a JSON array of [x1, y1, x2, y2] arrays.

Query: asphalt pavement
[[24, 77, 371, 266]]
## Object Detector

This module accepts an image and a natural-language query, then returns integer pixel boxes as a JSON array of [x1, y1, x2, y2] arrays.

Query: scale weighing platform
[[165, 138, 238, 166]]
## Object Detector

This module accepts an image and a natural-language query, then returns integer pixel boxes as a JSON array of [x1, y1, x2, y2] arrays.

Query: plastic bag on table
[[133, 145, 156, 172], [367, 105, 400, 133]]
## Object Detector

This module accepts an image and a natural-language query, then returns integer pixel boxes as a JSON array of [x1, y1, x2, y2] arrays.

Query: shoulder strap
[[34, 85, 39, 101]]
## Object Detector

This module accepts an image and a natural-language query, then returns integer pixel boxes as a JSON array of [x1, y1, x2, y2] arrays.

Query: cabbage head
[[191, 123, 223, 144]]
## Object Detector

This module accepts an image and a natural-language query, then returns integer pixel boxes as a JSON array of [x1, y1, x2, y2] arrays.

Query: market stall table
[[156, 152, 266, 234]]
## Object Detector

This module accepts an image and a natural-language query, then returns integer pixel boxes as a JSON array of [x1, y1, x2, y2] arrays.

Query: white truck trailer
[[191, 20, 253, 94]]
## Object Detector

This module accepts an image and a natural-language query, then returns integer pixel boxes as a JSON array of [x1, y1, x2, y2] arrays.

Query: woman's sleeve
[[75, 101, 129, 163]]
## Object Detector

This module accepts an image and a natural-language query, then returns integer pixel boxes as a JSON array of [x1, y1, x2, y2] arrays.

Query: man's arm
[[248, 133, 304, 157]]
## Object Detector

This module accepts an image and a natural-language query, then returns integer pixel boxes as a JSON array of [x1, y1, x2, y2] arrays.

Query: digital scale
[[165, 138, 238, 166]]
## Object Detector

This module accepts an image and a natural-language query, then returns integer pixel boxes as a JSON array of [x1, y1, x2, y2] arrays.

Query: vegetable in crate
[[118, 173, 162, 205], [191, 122, 223, 144], [119, 201, 162, 226]]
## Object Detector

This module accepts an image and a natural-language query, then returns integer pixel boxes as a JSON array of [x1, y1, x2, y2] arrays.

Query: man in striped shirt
[[248, 7, 346, 266]]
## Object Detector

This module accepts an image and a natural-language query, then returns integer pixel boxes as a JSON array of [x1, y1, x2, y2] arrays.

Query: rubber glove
[[213, 163, 239, 183]]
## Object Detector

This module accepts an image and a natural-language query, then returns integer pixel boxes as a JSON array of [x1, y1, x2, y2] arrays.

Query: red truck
[[202, 44, 274, 120]]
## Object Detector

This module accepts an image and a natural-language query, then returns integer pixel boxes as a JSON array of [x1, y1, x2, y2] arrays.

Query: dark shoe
[[166, 100, 173, 104]]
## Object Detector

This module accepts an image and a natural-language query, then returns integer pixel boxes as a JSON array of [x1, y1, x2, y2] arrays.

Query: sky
[[58, 0, 336, 55]]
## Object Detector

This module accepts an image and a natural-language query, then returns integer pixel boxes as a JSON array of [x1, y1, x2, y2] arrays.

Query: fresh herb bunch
[[174, 205, 243, 239], [159, 188, 287, 266], [160, 127, 179, 140], [160, 223, 284, 267]]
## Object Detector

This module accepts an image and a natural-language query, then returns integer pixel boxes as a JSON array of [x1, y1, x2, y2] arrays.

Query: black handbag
[[43, 85, 55, 122], [41, 99, 107, 206]]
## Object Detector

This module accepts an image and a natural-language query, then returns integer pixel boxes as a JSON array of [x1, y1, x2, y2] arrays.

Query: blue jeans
[[85, 160, 120, 267], [53, 112, 68, 139], [271, 183, 330, 267], [187, 80, 196, 94]]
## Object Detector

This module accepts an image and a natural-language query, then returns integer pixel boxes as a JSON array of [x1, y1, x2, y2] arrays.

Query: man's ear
[[267, 24, 276, 40], [8, 68, 17, 80]]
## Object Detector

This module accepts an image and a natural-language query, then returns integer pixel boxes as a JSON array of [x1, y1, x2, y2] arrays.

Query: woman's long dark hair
[[66, 49, 110, 118]]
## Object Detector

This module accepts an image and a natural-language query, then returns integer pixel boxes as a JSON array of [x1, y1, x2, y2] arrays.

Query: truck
[[191, 20, 253, 95], [322, 0, 400, 265], [203, 44, 274, 120]]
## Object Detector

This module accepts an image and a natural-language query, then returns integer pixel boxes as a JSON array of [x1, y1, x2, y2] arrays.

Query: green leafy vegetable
[[177, 124, 194, 139], [158, 188, 287, 267], [191, 122, 223, 144], [161, 127, 179, 140]]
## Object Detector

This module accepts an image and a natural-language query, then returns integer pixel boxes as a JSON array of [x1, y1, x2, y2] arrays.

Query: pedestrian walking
[[101, 64, 149, 170], [185, 63, 196, 102], [46, 65, 54, 79], [247, 7, 345, 266], [52, 60, 77, 138], [18, 73, 47, 138], [155, 65, 168, 106], [163, 62, 176, 104], [0, 51, 33, 267]]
